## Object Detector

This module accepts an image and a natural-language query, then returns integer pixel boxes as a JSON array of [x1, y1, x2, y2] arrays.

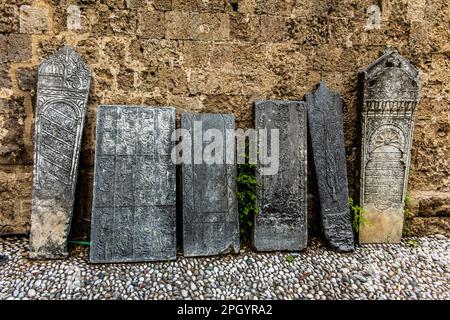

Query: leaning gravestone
[[306, 82, 355, 252], [181, 113, 240, 257], [90, 106, 176, 263], [29, 46, 91, 259], [253, 101, 308, 251], [359, 50, 421, 243]]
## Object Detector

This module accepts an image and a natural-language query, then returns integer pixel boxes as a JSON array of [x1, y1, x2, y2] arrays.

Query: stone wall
[[0, 0, 448, 237]]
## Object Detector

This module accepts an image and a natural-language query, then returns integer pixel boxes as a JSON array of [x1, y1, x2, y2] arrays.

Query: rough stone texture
[[181, 113, 239, 257], [29, 46, 91, 259], [306, 82, 355, 252], [253, 100, 307, 251], [358, 50, 421, 244], [0, 0, 448, 238], [90, 106, 176, 263], [0, 96, 27, 164], [19, 5, 49, 34]]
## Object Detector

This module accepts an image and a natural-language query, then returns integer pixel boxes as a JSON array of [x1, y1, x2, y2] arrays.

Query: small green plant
[[402, 223, 410, 237], [236, 155, 259, 244], [349, 197, 368, 233], [285, 254, 296, 264], [407, 239, 419, 248], [405, 192, 412, 207]]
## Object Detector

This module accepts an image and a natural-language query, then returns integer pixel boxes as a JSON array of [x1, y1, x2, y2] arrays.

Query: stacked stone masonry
[[0, 0, 448, 237]]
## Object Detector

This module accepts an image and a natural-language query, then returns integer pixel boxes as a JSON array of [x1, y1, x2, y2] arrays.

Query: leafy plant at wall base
[[285, 254, 295, 264], [236, 161, 258, 244], [349, 197, 368, 233]]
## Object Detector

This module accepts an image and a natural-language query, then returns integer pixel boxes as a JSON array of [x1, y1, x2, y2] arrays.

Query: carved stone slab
[[29, 46, 91, 259], [181, 113, 239, 257], [359, 50, 421, 243], [253, 100, 308, 251], [90, 106, 176, 263], [306, 82, 355, 252]]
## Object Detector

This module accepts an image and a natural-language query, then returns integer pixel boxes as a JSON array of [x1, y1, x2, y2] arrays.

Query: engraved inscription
[[181, 113, 240, 257], [253, 100, 307, 252], [359, 50, 421, 243], [306, 82, 355, 252], [90, 106, 176, 263], [30, 46, 91, 260]]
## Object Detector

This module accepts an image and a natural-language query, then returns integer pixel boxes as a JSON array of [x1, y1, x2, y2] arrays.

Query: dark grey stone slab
[[90, 106, 176, 263], [253, 100, 307, 251], [181, 113, 239, 257], [359, 50, 421, 243], [306, 82, 355, 252], [29, 46, 91, 259]]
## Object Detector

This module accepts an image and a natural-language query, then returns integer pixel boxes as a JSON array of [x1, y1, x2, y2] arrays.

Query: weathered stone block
[[16, 66, 37, 91], [165, 11, 191, 39], [181, 113, 240, 257], [190, 13, 230, 41], [306, 82, 355, 252], [90, 106, 176, 263], [359, 50, 421, 243], [137, 11, 165, 39], [0, 5, 19, 34], [19, 5, 49, 34], [29, 46, 91, 259], [6, 34, 32, 63], [0, 64, 11, 90], [0, 96, 26, 164], [0, 165, 32, 235], [253, 100, 308, 251]]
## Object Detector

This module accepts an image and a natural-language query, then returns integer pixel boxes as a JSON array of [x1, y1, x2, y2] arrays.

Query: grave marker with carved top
[[29, 46, 91, 259], [359, 50, 421, 243]]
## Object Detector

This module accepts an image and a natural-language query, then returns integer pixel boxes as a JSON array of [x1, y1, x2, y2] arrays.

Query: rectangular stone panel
[[89, 105, 176, 263], [306, 82, 355, 252], [359, 50, 421, 243], [29, 46, 91, 259], [181, 113, 239, 257], [253, 100, 307, 251]]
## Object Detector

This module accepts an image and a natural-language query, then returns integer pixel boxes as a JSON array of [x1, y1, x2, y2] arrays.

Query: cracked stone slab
[[306, 82, 355, 252], [358, 50, 421, 243], [253, 100, 308, 251], [29, 46, 91, 259], [90, 106, 176, 263], [181, 113, 240, 257]]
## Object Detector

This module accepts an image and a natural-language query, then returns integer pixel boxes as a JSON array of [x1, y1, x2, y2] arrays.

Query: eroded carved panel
[[359, 50, 421, 243], [90, 106, 176, 263], [306, 82, 355, 252], [30, 46, 91, 259], [253, 100, 307, 251], [181, 113, 239, 257]]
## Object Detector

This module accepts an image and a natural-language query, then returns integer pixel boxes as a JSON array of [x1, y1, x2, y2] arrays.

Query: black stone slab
[[29, 46, 91, 259], [253, 100, 307, 251], [89, 106, 176, 263], [306, 82, 355, 252], [181, 113, 240, 257]]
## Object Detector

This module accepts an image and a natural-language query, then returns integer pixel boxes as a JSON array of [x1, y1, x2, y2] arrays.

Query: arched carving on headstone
[[359, 49, 421, 243], [30, 46, 91, 259]]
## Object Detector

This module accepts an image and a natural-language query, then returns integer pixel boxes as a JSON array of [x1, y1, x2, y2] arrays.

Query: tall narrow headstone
[[359, 50, 421, 243], [181, 113, 239, 257], [253, 100, 308, 251], [29, 46, 91, 259], [306, 82, 355, 252], [90, 106, 176, 263]]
